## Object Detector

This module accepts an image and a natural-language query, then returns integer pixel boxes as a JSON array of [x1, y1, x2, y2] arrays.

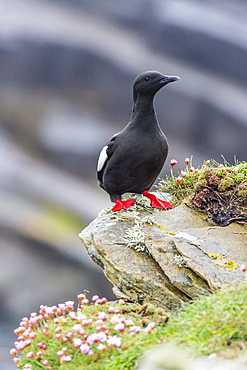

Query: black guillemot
[[97, 70, 180, 211]]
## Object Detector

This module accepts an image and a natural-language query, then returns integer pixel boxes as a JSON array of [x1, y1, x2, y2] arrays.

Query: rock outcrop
[[79, 201, 247, 311]]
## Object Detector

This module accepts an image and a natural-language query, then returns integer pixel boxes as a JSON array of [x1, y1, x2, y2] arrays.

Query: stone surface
[[79, 203, 247, 310]]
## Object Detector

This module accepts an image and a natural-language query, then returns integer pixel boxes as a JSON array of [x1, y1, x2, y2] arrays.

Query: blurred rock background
[[0, 0, 246, 368]]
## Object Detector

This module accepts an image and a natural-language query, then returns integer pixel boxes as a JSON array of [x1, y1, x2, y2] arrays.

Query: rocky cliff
[[80, 201, 247, 311]]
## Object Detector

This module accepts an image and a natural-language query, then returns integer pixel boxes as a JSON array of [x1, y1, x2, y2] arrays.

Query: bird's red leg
[[142, 191, 173, 209], [111, 199, 135, 212]]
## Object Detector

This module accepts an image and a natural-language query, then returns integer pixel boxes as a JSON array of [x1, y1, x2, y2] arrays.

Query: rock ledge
[[79, 204, 247, 310]]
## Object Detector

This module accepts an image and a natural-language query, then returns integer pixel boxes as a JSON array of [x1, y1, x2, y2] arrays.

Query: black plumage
[[97, 70, 180, 211]]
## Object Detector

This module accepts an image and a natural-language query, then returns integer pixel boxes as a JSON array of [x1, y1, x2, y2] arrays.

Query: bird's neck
[[131, 95, 157, 126]]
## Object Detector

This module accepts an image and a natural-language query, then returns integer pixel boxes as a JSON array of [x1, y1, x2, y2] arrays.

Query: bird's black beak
[[160, 75, 180, 84]]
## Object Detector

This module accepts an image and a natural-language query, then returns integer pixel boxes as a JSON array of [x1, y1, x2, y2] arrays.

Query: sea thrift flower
[[129, 325, 142, 333], [110, 315, 122, 324], [184, 157, 190, 166], [205, 160, 210, 165], [36, 350, 43, 358], [26, 351, 35, 359], [73, 338, 83, 348], [29, 331, 37, 339], [82, 318, 93, 326], [65, 301, 74, 310], [13, 357, 20, 365], [144, 322, 155, 334], [42, 359, 49, 366], [87, 332, 107, 345], [92, 295, 100, 302], [240, 265, 247, 272], [10, 348, 18, 356], [69, 311, 87, 321], [77, 293, 86, 300], [55, 327, 62, 333], [98, 311, 107, 320], [97, 343, 107, 351], [189, 166, 195, 172], [60, 355, 72, 363], [106, 335, 122, 347], [180, 170, 186, 177], [57, 350, 64, 357], [80, 343, 91, 354], [66, 331, 74, 339], [170, 159, 177, 167], [125, 319, 134, 327], [114, 323, 125, 332], [73, 324, 85, 335], [176, 177, 182, 185]]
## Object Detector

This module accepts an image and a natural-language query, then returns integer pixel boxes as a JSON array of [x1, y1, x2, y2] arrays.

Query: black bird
[[97, 70, 180, 211]]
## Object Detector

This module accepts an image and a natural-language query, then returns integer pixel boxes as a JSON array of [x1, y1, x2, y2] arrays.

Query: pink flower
[[86, 332, 107, 345], [184, 158, 190, 165], [82, 319, 93, 326], [97, 343, 107, 351], [66, 331, 74, 339], [170, 159, 177, 167], [106, 335, 122, 347], [73, 338, 83, 348], [13, 357, 20, 365], [144, 322, 155, 334], [92, 295, 100, 302], [180, 170, 186, 177], [240, 265, 247, 272], [29, 331, 37, 339], [69, 311, 87, 321], [55, 327, 62, 334], [110, 315, 121, 324], [98, 311, 107, 320], [73, 324, 83, 333], [80, 343, 91, 354], [114, 323, 125, 332], [60, 355, 72, 363], [10, 348, 18, 356], [77, 293, 86, 301], [124, 319, 134, 327], [65, 301, 74, 311], [129, 326, 142, 333], [176, 177, 182, 185], [26, 351, 35, 359]]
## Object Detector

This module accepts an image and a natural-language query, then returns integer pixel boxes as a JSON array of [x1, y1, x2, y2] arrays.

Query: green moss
[[158, 160, 247, 206]]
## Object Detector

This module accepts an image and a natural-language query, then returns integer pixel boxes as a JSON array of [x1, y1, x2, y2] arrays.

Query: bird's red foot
[[142, 191, 173, 209], [111, 199, 135, 211]]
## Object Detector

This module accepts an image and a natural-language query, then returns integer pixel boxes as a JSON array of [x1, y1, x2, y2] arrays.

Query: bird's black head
[[133, 70, 180, 103]]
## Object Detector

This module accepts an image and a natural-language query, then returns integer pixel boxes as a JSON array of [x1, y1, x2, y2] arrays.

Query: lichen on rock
[[79, 202, 247, 311]]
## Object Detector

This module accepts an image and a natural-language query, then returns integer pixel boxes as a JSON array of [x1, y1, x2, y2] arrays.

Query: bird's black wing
[[97, 133, 119, 188]]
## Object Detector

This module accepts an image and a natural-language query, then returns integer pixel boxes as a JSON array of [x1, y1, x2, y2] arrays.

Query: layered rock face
[[80, 203, 247, 310]]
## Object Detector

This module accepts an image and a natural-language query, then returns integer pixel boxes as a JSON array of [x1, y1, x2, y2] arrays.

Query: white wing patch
[[97, 145, 108, 171]]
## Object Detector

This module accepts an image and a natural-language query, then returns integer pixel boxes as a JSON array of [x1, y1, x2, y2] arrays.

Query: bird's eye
[[144, 76, 150, 81]]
